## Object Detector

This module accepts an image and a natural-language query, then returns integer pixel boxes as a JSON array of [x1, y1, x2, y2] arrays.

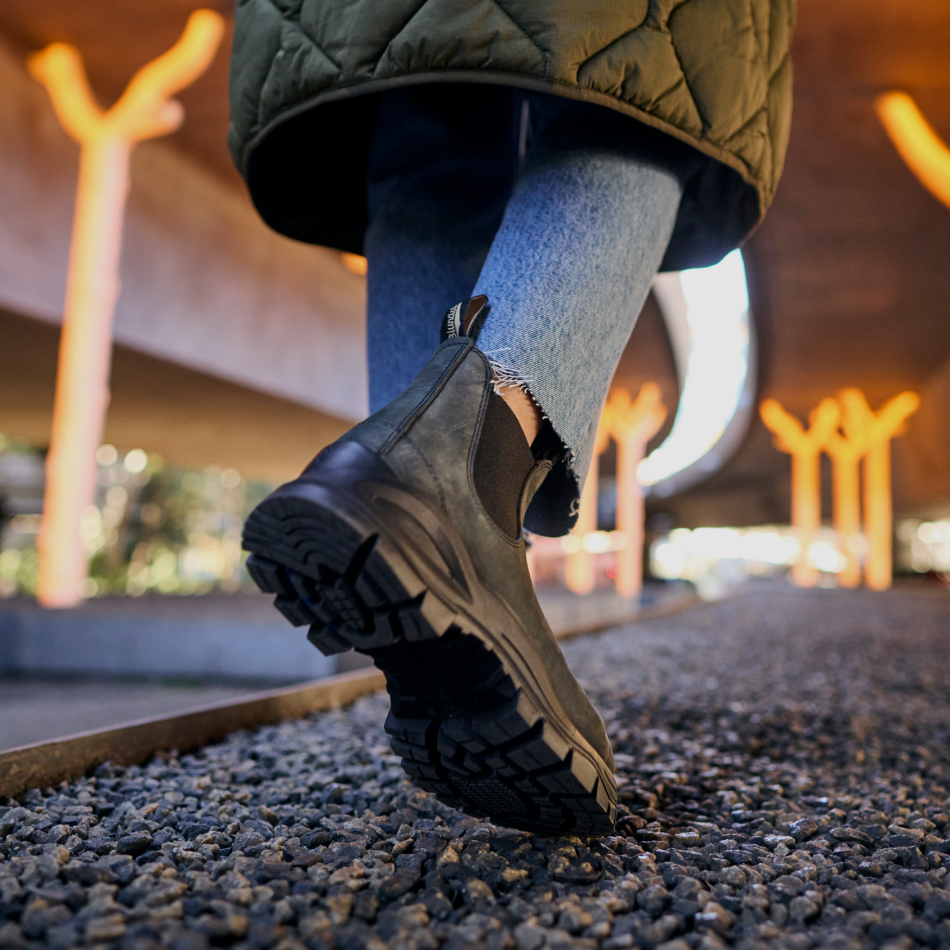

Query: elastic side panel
[[473, 392, 535, 539]]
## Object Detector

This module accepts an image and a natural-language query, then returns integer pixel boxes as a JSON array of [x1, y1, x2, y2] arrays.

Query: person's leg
[[473, 96, 695, 535], [245, 92, 695, 838], [364, 85, 521, 412]]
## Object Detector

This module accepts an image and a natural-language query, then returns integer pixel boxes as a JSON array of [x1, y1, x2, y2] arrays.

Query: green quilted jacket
[[229, 0, 795, 270]]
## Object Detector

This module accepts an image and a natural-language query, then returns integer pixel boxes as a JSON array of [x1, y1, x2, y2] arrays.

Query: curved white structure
[[639, 250, 756, 497]]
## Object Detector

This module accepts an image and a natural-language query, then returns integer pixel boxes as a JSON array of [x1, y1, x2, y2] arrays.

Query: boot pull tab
[[440, 295, 490, 343]]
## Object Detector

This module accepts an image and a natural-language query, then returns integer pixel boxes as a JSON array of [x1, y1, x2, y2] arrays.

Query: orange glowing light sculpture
[[30, 11, 224, 607], [760, 398, 840, 587], [823, 395, 870, 588], [875, 92, 950, 211], [564, 408, 612, 596], [610, 384, 667, 598], [837, 389, 919, 591]]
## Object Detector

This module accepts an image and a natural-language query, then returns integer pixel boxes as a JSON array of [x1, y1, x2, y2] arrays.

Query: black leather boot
[[243, 296, 616, 836]]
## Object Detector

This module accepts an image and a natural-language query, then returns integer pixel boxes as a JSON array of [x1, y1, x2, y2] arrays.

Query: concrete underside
[[1, 581, 949, 949], [0, 307, 352, 485]]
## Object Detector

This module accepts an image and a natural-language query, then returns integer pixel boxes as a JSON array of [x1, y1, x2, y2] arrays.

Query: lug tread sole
[[243, 492, 616, 836]]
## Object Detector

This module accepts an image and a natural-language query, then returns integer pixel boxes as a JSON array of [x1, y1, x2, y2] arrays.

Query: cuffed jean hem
[[365, 86, 689, 535], [473, 145, 682, 536]]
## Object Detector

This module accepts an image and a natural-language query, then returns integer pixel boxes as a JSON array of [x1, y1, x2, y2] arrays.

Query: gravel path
[[2, 582, 949, 950]]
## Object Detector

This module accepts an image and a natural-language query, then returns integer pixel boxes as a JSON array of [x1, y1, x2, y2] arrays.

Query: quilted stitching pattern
[[229, 0, 794, 222]]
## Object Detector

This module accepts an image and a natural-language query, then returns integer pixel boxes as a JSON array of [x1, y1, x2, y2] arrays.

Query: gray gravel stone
[[2, 585, 950, 949]]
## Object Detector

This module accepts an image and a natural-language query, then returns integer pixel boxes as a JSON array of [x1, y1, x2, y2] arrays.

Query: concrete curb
[[0, 667, 385, 799]]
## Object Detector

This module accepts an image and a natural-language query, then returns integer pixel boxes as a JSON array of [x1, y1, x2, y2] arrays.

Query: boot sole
[[243, 475, 616, 837]]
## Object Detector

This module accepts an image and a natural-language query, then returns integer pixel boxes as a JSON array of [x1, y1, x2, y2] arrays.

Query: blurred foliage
[[0, 433, 274, 598]]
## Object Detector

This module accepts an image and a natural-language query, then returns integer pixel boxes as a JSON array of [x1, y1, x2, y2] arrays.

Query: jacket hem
[[236, 68, 769, 222]]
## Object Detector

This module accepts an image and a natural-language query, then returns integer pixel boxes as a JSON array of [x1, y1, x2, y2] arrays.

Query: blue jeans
[[365, 86, 691, 535]]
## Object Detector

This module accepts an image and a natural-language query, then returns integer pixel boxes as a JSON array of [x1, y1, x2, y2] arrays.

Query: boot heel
[[244, 492, 456, 654]]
